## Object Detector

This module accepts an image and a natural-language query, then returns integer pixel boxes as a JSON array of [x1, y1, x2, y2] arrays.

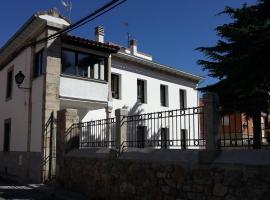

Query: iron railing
[[42, 112, 56, 183], [124, 107, 205, 149], [64, 105, 269, 151], [219, 112, 270, 148], [65, 117, 116, 152]]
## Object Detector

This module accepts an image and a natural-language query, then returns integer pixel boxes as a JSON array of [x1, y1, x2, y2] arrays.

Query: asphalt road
[[0, 177, 89, 200]]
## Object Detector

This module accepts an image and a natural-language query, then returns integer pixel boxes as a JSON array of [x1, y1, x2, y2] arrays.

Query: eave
[[61, 34, 120, 54], [114, 52, 204, 83], [0, 15, 46, 70]]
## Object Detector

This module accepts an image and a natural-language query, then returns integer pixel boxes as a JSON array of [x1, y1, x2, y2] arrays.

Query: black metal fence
[[42, 112, 56, 183], [125, 107, 205, 149], [64, 105, 269, 151], [219, 112, 270, 148], [65, 117, 116, 152]]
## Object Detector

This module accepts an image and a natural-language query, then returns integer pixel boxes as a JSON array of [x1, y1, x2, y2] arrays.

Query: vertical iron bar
[[48, 112, 53, 181]]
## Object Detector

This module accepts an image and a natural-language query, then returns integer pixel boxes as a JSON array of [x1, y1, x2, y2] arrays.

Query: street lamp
[[15, 71, 31, 90]]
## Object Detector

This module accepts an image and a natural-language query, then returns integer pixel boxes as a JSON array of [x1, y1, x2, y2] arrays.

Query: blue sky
[[0, 0, 257, 87]]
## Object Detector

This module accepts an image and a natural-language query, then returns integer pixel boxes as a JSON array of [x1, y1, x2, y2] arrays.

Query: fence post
[[115, 108, 128, 149], [200, 92, 220, 163], [56, 109, 79, 181]]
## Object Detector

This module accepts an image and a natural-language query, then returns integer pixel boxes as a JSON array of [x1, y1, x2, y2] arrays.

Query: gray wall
[[0, 152, 42, 183]]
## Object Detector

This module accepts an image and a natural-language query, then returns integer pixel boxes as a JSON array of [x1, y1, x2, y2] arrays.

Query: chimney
[[48, 8, 60, 17], [95, 26, 104, 43], [129, 39, 137, 55]]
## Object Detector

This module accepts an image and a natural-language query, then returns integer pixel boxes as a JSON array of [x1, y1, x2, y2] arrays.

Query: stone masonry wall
[[58, 156, 270, 200]]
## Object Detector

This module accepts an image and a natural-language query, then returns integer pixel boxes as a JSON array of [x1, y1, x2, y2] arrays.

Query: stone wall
[[58, 153, 270, 200]]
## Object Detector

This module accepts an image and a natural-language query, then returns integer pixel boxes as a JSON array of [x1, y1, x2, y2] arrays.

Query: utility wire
[[48, 0, 127, 42], [25, 0, 126, 47]]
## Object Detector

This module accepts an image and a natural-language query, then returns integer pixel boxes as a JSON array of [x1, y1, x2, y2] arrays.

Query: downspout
[[106, 55, 113, 146], [40, 29, 49, 182], [197, 78, 205, 107], [26, 46, 34, 178], [107, 54, 112, 103]]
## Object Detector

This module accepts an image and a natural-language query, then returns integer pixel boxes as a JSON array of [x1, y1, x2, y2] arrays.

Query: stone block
[[161, 185, 170, 194], [213, 183, 228, 197], [224, 195, 237, 200], [157, 172, 166, 178]]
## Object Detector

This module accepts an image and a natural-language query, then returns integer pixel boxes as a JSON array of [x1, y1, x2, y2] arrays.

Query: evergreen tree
[[197, 0, 270, 148]]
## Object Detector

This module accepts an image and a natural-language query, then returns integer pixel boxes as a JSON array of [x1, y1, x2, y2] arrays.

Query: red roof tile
[[61, 34, 120, 53]]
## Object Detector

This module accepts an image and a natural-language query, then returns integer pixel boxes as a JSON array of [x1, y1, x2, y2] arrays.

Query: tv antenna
[[61, 0, 72, 21], [124, 22, 131, 47]]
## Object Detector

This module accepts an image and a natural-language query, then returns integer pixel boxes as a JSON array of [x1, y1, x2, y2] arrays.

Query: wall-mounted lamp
[[15, 71, 31, 90]]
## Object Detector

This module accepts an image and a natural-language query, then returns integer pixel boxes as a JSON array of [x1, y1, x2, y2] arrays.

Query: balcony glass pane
[[78, 53, 90, 78], [62, 50, 76, 75], [61, 49, 107, 81]]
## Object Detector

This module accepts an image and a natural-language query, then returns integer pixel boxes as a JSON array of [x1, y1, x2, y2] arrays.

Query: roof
[[108, 43, 203, 82], [0, 8, 70, 70], [61, 34, 120, 53], [114, 51, 204, 83], [35, 8, 71, 24]]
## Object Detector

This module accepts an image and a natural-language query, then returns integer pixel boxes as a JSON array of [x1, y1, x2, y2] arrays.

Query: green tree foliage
[[197, 0, 270, 116], [197, 0, 270, 148]]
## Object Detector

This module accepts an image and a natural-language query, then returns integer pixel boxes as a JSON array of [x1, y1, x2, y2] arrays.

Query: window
[[61, 49, 106, 80], [222, 116, 230, 126], [111, 74, 120, 99], [161, 128, 169, 149], [181, 129, 187, 149], [137, 79, 146, 103], [62, 50, 76, 75], [3, 119, 11, 152], [34, 49, 44, 77], [137, 126, 147, 148], [160, 85, 168, 107], [180, 89, 186, 109], [6, 68, 13, 100]]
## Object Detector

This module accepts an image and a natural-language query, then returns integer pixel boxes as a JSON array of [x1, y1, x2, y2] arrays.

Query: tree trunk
[[252, 109, 262, 149]]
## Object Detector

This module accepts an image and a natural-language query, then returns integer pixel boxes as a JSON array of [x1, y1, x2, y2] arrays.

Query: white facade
[[0, 48, 32, 152], [0, 11, 202, 152], [0, 9, 202, 181], [82, 57, 199, 121], [80, 52, 201, 150]]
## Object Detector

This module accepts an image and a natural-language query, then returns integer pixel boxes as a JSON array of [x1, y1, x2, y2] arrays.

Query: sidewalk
[[0, 176, 89, 200]]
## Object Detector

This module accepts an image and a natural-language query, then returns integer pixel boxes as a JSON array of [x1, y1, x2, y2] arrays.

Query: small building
[[0, 9, 202, 182]]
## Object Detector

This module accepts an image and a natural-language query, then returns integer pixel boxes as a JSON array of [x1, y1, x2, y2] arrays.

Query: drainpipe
[[26, 46, 34, 178], [106, 55, 113, 146]]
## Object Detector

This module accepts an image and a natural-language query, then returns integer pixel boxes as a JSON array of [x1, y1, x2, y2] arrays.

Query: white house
[[0, 9, 202, 182]]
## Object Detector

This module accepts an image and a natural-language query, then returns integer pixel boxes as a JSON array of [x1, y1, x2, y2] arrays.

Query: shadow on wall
[[76, 100, 145, 122], [66, 101, 146, 150], [128, 101, 144, 116], [126, 102, 165, 148]]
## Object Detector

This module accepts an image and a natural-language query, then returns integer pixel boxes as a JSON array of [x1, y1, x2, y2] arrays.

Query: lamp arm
[[18, 85, 31, 90]]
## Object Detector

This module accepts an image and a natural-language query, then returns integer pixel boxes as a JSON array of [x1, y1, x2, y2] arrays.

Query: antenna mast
[[124, 22, 131, 47]]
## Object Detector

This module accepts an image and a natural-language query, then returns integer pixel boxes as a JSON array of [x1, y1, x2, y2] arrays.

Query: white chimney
[[95, 26, 104, 43], [130, 39, 137, 55]]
